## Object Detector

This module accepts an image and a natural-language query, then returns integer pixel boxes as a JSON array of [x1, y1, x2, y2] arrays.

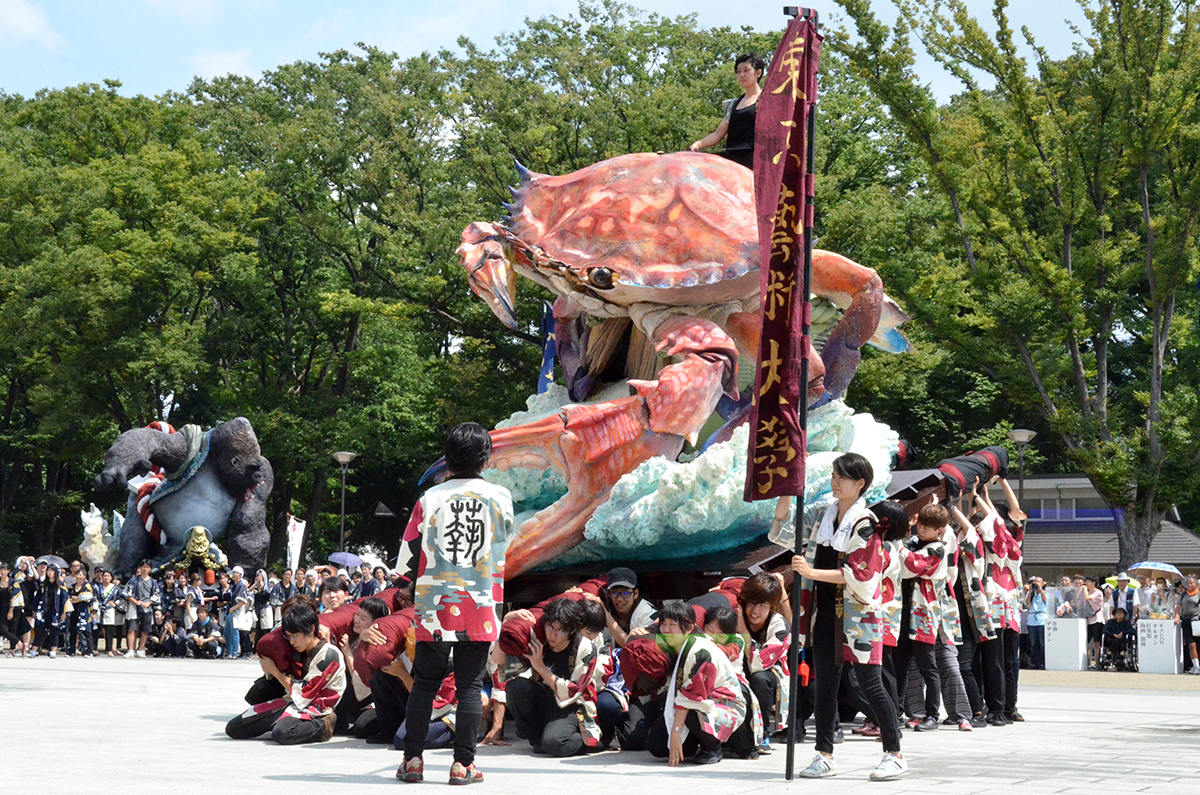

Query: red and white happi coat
[[797, 511, 887, 665], [900, 530, 962, 646], [543, 634, 604, 748], [958, 522, 999, 641], [239, 641, 346, 723], [978, 509, 1023, 632], [670, 635, 746, 743], [745, 612, 790, 725], [880, 538, 904, 647]]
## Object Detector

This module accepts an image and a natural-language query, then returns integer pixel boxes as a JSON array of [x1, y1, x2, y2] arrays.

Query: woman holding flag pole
[[791, 453, 906, 780]]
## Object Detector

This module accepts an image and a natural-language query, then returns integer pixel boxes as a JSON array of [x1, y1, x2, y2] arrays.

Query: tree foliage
[[833, 0, 1200, 565]]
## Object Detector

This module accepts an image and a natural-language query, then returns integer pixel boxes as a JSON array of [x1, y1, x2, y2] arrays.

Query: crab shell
[[505, 152, 761, 312]]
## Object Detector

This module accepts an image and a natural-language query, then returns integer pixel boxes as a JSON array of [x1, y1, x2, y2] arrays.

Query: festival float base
[[486, 385, 947, 603]]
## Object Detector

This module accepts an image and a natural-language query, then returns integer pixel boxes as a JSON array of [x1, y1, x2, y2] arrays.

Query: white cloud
[[0, 0, 64, 48], [191, 48, 254, 79]]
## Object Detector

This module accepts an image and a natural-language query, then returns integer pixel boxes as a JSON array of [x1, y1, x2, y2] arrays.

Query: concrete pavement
[[2, 656, 1198, 793]]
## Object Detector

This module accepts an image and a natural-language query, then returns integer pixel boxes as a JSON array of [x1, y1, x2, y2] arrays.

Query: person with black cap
[[601, 567, 655, 649]]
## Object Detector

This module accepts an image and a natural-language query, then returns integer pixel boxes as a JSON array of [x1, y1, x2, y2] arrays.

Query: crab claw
[[458, 222, 519, 330]]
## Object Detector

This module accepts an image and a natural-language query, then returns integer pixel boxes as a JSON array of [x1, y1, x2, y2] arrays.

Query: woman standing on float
[[688, 53, 764, 170]]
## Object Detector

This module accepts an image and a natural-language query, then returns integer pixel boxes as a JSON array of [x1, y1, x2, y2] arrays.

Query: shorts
[[137, 611, 153, 634], [1087, 623, 1103, 644]]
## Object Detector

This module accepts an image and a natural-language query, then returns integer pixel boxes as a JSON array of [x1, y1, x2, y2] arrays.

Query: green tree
[[0, 83, 261, 558], [834, 0, 1200, 565]]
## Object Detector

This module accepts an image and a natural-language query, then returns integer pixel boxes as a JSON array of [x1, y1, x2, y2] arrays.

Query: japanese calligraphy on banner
[[744, 14, 822, 502]]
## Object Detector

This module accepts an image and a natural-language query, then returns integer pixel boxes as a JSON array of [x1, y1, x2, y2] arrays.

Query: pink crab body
[[455, 152, 908, 578]]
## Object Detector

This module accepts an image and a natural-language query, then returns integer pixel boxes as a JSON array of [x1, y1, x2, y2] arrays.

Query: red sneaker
[[396, 757, 423, 783], [448, 762, 483, 786]]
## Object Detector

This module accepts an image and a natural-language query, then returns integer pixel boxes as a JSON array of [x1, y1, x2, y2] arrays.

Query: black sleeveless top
[[724, 96, 757, 170]]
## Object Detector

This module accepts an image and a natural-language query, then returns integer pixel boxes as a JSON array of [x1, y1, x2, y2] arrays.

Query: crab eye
[[589, 267, 614, 289]]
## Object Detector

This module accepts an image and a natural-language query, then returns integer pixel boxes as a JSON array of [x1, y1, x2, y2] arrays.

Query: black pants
[[907, 640, 941, 719], [748, 669, 779, 734], [506, 676, 584, 757], [958, 631, 1005, 715], [1001, 628, 1019, 714], [226, 704, 334, 745], [403, 640, 488, 766], [812, 605, 900, 754], [0, 616, 20, 648], [880, 646, 899, 722], [334, 686, 371, 735], [371, 670, 411, 740], [616, 696, 662, 751], [647, 709, 720, 758], [33, 623, 62, 649]]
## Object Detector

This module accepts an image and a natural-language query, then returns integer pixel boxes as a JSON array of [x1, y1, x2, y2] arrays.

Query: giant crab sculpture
[[451, 152, 909, 578]]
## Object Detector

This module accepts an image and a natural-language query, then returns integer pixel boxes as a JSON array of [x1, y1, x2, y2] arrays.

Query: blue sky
[[1, 0, 1088, 100]]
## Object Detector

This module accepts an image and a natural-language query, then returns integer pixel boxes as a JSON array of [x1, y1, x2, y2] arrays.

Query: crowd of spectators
[[1021, 570, 1200, 673], [0, 555, 409, 660]]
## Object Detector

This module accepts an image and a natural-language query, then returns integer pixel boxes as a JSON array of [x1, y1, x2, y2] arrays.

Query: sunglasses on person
[[608, 588, 634, 598]]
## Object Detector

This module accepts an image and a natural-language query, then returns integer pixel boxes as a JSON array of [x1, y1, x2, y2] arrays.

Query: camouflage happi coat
[[900, 528, 961, 645], [957, 520, 998, 641], [711, 633, 764, 746], [978, 509, 1023, 632], [744, 612, 789, 733], [545, 633, 604, 748], [796, 502, 886, 665], [669, 634, 746, 742], [400, 478, 514, 642], [879, 538, 904, 647], [236, 640, 347, 724]]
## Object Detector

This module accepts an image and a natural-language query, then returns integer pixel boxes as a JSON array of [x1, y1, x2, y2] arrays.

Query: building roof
[[1023, 520, 1200, 571]]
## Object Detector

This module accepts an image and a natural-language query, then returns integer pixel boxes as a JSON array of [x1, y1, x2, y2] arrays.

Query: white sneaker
[[870, 752, 908, 781], [135, 650, 146, 658], [123, 650, 135, 658], [48, 651, 56, 659], [798, 754, 837, 778]]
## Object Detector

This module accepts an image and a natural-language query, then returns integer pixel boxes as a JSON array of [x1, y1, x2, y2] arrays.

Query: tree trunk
[[268, 478, 294, 567], [1117, 508, 1164, 571], [300, 467, 330, 565]]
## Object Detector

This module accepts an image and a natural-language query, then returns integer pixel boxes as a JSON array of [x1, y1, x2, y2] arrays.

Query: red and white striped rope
[[135, 421, 176, 547]]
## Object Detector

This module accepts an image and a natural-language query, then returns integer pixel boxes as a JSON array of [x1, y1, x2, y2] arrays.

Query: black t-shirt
[[813, 542, 840, 614], [724, 98, 757, 170]]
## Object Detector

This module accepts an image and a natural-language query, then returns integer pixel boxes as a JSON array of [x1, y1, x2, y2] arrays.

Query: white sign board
[[1137, 619, 1183, 674], [1045, 618, 1088, 671]]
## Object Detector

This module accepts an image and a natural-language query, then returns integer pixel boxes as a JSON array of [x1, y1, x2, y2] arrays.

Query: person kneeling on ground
[[507, 598, 605, 756], [188, 605, 223, 658], [224, 603, 346, 745], [147, 614, 188, 658], [647, 600, 753, 765]]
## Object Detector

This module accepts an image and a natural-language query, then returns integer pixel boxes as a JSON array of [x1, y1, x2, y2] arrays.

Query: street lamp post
[[333, 451, 358, 553], [1006, 429, 1036, 505]]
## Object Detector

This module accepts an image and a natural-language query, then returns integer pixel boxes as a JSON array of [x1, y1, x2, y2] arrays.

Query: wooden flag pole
[[783, 4, 818, 782]]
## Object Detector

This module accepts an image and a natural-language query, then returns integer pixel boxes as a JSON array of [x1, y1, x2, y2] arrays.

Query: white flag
[[286, 515, 306, 572]]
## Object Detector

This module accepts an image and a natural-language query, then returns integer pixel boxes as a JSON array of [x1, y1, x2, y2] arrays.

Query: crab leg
[[809, 250, 888, 405], [494, 316, 740, 578]]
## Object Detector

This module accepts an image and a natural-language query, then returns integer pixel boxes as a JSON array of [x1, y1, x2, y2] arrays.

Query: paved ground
[[2, 657, 1198, 793]]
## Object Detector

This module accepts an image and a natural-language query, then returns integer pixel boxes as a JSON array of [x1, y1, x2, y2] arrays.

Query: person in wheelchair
[[1102, 607, 1136, 671]]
